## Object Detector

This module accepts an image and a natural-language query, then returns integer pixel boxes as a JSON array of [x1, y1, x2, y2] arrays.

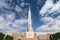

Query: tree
[[50, 32, 60, 40], [0, 32, 5, 40], [55, 32, 60, 40], [5, 35, 13, 40]]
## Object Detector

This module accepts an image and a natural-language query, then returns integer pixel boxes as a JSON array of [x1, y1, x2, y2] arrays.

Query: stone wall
[[12, 33, 22, 40], [38, 34, 50, 40]]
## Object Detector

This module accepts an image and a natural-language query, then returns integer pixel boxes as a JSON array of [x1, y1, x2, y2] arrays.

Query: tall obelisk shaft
[[22, 7, 38, 40], [27, 7, 33, 32]]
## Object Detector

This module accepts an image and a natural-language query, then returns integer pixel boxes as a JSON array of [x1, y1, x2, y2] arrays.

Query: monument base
[[22, 32, 38, 40]]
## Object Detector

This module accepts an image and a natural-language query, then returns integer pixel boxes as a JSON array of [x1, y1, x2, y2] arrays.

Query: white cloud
[[40, 0, 54, 16], [40, 0, 60, 17], [37, 25, 58, 31], [0, 13, 27, 35], [0, 0, 28, 35], [0, 16, 9, 29], [49, 1, 60, 13], [12, 19, 27, 30], [5, 13, 15, 22], [20, 2, 25, 7], [37, 16, 60, 35], [15, 5, 23, 12], [20, 2, 29, 7], [41, 17, 54, 25], [37, 24, 59, 33], [38, 0, 60, 35], [0, 0, 8, 8], [0, 16, 5, 22]]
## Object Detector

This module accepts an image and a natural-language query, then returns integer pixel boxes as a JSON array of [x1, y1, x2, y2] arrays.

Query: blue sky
[[0, 0, 60, 35]]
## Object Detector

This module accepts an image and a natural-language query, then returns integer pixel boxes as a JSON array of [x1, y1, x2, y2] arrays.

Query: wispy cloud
[[15, 5, 23, 12], [0, 0, 7, 8], [39, 0, 60, 17], [0, 13, 27, 35], [37, 16, 60, 35], [0, 0, 28, 35], [37, 0, 60, 35]]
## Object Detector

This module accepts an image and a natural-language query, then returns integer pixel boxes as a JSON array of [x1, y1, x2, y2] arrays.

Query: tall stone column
[[22, 7, 38, 40]]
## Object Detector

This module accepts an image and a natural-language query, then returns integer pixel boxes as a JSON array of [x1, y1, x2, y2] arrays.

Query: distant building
[[38, 34, 50, 40], [12, 33, 22, 40]]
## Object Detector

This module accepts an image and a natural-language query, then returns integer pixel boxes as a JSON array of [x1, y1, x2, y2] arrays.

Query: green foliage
[[50, 32, 60, 40], [55, 32, 60, 39], [5, 35, 13, 40], [0, 32, 5, 40]]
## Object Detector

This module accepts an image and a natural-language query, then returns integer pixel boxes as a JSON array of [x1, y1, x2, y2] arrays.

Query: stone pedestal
[[22, 32, 38, 40]]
